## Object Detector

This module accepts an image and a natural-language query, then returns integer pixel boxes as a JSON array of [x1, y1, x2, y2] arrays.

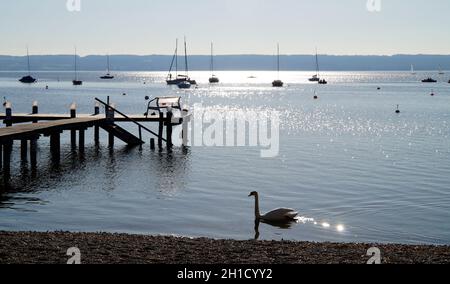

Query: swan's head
[[248, 191, 258, 197]]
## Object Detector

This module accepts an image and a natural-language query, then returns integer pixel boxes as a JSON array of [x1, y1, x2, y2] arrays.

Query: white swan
[[249, 191, 298, 222]]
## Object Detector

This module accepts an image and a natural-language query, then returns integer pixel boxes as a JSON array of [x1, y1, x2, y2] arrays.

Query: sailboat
[[411, 64, 416, 75], [209, 42, 219, 83], [19, 47, 37, 83], [309, 48, 320, 82], [272, 44, 283, 87], [166, 38, 196, 86], [100, 55, 114, 79], [438, 65, 445, 75], [72, 47, 83, 86]]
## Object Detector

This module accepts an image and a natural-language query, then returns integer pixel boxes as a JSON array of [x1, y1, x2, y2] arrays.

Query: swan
[[249, 191, 298, 222]]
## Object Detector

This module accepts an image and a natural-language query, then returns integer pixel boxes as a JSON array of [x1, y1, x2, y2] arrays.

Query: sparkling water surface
[[0, 71, 449, 244]]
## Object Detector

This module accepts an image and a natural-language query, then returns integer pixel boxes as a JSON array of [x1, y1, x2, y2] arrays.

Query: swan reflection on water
[[254, 218, 299, 240]]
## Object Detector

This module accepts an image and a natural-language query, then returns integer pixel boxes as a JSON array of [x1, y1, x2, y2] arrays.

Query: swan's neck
[[254, 195, 261, 219]]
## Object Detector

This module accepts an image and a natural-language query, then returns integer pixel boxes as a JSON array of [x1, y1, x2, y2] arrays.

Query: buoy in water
[[123, 93, 127, 96], [45, 85, 49, 90], [396, 105, 400, 114], [377, 87, 381, 90], [314, 95, 318, 100]]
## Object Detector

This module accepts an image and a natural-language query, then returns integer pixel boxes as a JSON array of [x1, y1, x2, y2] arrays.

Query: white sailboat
[[309, 48, 320, 82], [438, 65, 445, 75], [72, 47, 82, 86], [19, 47, 37, 83], [411, 64, 416, 75], [100, 54, 114, 79], [209, 42, 219, 83], [272, 43, 283, 87]]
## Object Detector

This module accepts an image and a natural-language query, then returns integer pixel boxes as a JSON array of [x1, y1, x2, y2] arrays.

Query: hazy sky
[[1, 0, 450, 56]]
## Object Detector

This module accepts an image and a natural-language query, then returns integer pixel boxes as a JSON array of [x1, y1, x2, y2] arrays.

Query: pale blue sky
[[1, 0, 450, 56]]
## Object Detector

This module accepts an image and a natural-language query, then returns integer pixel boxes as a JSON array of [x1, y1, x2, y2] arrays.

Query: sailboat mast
[[74, 47, 78, 80], [211, 42, 214, 75], [107, 54, 110, 73], [184, 37, 189, 76], [175, 38, 178, 77], [315, 47, 320, 77], [277, 44, 280, 79], [26, 46, 31, 75]]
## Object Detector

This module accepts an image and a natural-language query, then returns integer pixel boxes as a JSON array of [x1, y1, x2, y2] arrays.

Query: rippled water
[[0, 71, 449, 244]]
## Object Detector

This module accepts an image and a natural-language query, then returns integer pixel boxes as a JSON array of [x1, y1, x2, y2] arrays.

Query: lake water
[[0, 71, 449, 245]]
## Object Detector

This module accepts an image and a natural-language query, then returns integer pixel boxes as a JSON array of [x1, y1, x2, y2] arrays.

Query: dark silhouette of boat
[[272, 44, 283, 87], [19, 75, 36, 84], [422, 78, 437, 83], [318, 79, 328, 85], [100, 55, 114, 79], [177, 81, 191, 89], [73, 47, 83, 86], [209, 42, 219, 84], [309, 49, 321, 82], [166, 38, 196, 85], [19, 47, 37, 84]]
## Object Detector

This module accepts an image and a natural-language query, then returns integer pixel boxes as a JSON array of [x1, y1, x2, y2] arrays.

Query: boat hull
[[209, 77, 219, 83], [73, 80, 83, 86], [272, 80, 284, 87], [167, 78, 196, 85], [19, 76, 37, 84]]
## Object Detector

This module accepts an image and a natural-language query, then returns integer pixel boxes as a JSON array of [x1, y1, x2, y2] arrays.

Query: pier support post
[[150, 138, 155, 150], [21, 139, 28, 161], [94, 103, 100, 145], [158, 112, 164, 149], [106, 102, 115, 149], [2, 141, 12, 178], [5, 103, 13, 127], [70, 103, 77, 149], [50, 133, 61, 163], [30, 138, 38, 168], [182, 108, 190, 147], [79, 128, 85, 153], [0, 144, 3, 169], [166, 109, 173, 148], [32, 101, 38, 123]]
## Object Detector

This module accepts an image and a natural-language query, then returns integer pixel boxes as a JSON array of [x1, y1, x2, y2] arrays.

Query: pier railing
[[94, 97, 167, 143]]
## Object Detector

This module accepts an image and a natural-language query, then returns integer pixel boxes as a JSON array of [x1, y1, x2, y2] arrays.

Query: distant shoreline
[[1, 54, 450, 72], [1, 232, 449, 264]]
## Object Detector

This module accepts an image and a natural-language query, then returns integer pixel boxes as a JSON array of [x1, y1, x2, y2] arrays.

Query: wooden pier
[[0, 97, 190, 180]]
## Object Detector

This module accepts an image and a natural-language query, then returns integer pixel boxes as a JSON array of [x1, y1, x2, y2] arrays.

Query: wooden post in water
[[150, 138, 155, 150], [50, 132, 61, 163], [2, 141, 12, 178], [106, 101, 115, 148], [30, 138, 38, 168], [21, 139, 28, 161], [70, 103, 77, 149], [158, 112, 164, 149], [182, 107, 190, 147], [5, 102, 12, 127], [166, 108, 173, 148], [94, 102, 100, 145], [32, 101, 38, 123], [0, 144, 3, 169], [79, 128, 85, 153]]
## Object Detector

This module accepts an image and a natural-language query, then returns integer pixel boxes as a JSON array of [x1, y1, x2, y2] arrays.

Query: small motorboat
[[19, 75, 37, 84], [72, 80, 83, 86], [100, 73, 114, 80], [309, 75, 320, 82], [318, 79, 328, 85], [422, 78, 437, 83], [272, 80, 284, 87], [177, 81, 191, 89], [209, 75, 219, 84]]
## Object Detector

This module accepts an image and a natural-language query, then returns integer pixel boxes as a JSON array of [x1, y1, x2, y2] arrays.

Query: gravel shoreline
[[1, 231, 449, 264]]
